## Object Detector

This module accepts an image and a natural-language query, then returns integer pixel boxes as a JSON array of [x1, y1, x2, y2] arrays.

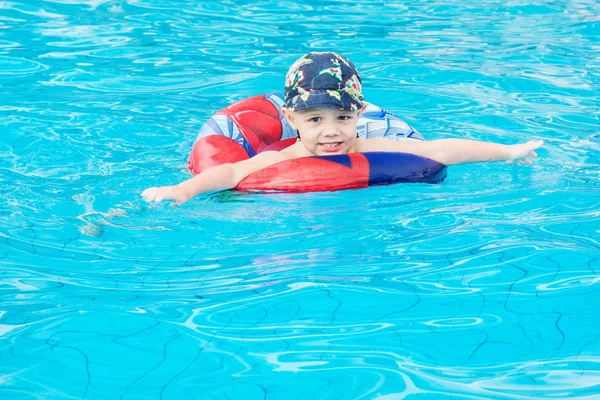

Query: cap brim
[[287, 91, 363, 112]]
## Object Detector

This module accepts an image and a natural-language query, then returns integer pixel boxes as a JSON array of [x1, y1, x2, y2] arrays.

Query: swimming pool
[[1, 0, 599, 398]]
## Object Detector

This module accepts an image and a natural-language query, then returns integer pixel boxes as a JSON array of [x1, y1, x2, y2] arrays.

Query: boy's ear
[[356, 103, 367, 117], [281, 107, 297, 130]]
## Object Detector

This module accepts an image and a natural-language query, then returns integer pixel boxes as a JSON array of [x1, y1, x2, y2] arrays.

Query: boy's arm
[[359, 138, 543, 166], [142, 151, 287, 204]]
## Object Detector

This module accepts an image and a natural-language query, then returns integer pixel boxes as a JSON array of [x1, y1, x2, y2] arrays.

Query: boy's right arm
[[359, 138, 543, 166], [142, 151, 288, 204]]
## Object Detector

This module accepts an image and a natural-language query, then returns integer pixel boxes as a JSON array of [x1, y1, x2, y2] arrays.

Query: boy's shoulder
[[354, 137, 392, 152], [354, 137, 430, 153], [278, 141, 309, 159]]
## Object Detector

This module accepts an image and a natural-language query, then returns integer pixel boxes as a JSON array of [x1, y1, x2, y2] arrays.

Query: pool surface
[[1, 1, 599, 399]]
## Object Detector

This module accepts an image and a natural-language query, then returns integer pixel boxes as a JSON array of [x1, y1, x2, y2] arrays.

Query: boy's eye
[[309, 117, 321, 122], [338, 115, 351, 121]]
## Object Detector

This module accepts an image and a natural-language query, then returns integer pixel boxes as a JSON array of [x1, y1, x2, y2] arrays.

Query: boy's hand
[[142, 185, 190, 204], [505, 140, 543, 166]]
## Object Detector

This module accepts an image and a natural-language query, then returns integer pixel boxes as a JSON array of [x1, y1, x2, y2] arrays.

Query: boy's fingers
[[142, 188, 156, 199], [528, 140, 544, 150], [530, 151, 537, 158], [523, 157, 533, 165]]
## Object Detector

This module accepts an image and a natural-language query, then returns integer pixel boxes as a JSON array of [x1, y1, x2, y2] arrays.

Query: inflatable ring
[[188, 92, 447, 192]]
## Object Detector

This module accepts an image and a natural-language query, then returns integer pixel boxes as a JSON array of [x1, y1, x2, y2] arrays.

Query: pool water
[[1, 1, 599, 399]]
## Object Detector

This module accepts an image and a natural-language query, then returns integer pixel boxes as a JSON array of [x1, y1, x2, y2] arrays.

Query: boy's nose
[[323, 122, 339, 136]]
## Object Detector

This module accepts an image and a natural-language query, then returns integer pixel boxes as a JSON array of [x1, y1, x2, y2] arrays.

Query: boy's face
[[282, 106, 365, 156]]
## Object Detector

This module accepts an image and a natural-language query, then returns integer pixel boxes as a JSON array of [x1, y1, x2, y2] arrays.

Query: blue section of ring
[[244, 141, 256, 157], [363, 152, 448, 184]]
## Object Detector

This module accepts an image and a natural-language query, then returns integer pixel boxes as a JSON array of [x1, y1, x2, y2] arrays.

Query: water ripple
[[0, 56, 49, 77]]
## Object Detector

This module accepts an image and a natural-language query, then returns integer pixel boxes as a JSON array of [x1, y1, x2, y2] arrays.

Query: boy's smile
[[282, 106, 365, 156]]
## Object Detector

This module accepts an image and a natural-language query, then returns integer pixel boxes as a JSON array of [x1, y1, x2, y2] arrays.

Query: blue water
[[1, 1, 599, 399]]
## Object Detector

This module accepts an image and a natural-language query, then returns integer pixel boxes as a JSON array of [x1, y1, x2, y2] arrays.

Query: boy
[[142, 52, 542, 204]]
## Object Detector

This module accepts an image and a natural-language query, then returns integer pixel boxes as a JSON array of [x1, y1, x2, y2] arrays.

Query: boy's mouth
[[320, 142, 343, 152]]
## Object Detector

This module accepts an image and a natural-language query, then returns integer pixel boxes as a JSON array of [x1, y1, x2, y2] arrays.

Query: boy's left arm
[[360, 138, 543, 166]]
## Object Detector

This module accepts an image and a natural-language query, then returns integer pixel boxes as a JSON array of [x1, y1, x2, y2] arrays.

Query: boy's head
[[283, 52, 364, 112]]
